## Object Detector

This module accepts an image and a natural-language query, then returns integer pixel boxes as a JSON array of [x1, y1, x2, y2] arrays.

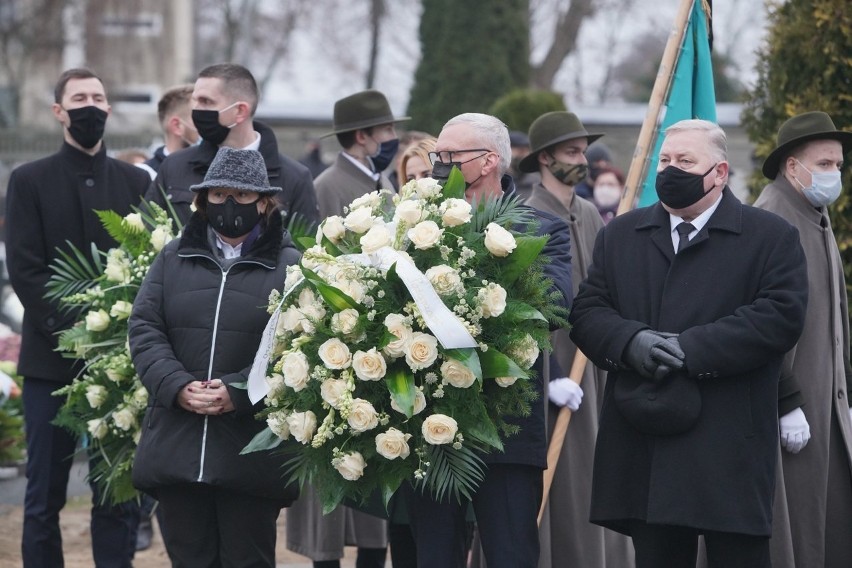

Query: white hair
[[665, 119, 728, 162], [442, 113, 511, 175]]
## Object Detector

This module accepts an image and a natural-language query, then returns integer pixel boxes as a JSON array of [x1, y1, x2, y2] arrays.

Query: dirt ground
[[0, 496, 360, 567]]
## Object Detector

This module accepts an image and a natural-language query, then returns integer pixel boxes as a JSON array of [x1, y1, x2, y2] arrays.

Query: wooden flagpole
[[537, 0, 698, 526]]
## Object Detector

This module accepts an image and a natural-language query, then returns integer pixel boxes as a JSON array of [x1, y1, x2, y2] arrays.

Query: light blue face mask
[[794, 159, 842, 207]]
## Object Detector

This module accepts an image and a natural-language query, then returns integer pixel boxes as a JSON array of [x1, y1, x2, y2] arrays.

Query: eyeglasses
[[207, 188, 260, 205], [428, 148, 490, 166]]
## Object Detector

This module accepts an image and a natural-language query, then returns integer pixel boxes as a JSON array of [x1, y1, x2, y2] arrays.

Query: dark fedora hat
[[190, 147, 281, 194], [323, 89, 410, 137], [519, 111, 603, 173], [762, 111, 852, 179]]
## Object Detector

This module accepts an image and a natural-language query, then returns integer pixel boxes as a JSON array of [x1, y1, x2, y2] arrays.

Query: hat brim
[[322, 116, 412, 138], [762, 130, 852, 179], [518, 131, 604, 173], [190, 179, 282, 194]]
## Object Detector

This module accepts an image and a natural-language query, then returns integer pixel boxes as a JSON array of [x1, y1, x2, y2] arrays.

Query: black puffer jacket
[[129, 212, 300, 501]]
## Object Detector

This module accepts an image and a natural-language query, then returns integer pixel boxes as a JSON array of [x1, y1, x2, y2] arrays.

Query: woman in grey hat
[[128, 147, 301, 567]]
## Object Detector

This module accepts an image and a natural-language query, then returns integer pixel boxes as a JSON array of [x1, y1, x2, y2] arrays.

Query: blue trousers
[[22, 377, 139, 568]]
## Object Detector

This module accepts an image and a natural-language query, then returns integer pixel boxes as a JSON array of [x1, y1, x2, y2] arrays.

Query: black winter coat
[[129, 212, 300, 501], [145, 121, 319, 228], [6, 143, 148, 382], [569, 188, 808, 536]]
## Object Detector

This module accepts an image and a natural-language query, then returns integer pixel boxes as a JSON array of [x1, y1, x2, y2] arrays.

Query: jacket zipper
[[178, 251, 273, 483]]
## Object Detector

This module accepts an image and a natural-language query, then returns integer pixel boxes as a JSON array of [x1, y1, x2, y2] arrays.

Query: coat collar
[[59, 140, 107, 171], [528, 183, 574, 219], [763, 176, 827, 224], [635, 187, 743, 258], [188, 120, 283, 178]]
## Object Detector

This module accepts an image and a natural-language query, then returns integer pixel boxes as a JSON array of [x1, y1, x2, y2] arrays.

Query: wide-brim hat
[[323, 89, 410, 137], [762, 111, 852, 179], [519, 111, 603, 173], [190, 147, 282, 194]]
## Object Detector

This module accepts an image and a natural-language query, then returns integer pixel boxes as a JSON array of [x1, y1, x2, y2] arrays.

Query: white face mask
[[794, 159, 842, 207], [594, 183, 622, 208]]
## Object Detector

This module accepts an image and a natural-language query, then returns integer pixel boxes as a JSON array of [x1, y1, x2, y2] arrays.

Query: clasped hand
[[177, 379, 235, 415], [623, 330, 685, 381]]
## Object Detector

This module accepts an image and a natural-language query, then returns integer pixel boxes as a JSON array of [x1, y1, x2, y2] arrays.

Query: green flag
[[638, 1, 716, 207]]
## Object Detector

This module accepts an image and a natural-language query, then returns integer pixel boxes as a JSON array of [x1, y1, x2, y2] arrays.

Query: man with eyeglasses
[[145, 63, 318, 228], [404, 113, 574, 568]]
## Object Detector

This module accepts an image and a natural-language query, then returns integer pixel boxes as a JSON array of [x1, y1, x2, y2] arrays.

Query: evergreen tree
[[489, 89, 566, 133], [406, 0, 530, 134], [742, 0, 852, 295]]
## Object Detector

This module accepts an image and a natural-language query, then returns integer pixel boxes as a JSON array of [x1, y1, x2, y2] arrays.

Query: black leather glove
[[623, 330, 686, 380]]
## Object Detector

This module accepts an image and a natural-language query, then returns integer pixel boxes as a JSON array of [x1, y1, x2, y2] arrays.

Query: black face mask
[[655, 164, 716, 209], [431, 161, 482, 190], [369, 138, 399, 172], [206, 196, 261, 238], [65, 106, 108, 149], [192, 107, 234, 145]]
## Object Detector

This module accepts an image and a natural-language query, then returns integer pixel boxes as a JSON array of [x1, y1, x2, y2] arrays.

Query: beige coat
[[753, 177, 852, 567], [525, 185, 634, 568], [286, 151, 389, 559]]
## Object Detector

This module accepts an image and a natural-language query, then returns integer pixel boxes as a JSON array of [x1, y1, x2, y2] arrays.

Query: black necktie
[[676, 222, 696, 253]]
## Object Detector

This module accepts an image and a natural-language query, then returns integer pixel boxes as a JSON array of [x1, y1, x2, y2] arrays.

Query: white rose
[[440, 359, 476, 388], [132, 386, 148, 409], [375, 428, 412, 460], [123, 212, 145, 231], [336, 279, 366, 303], [287, 410, 318, 444], [508, 334, 540, 369], [425, 265, 463, 297], [85, 385, 108, 408], [394, 200, 425, 225], [150, 226, 172, 252], [391, 389, 426, 416], [85, 309, 111, 332], [318, 338, 352, 370], [104, 251, 130, 283], [415, 177, 442, 198], [478, 282, 507, 318], [106, 368, 125, 383], [87, 418, 108, 440], [440, 198, 473, 227], [284, 265, 304, 292], [348, 398, 379, 433], [349, 190, 383, 211], [383, 313, 412, 359], [112, 407, 136, 431], [321, 215, 347, 243], [484, 223, 517, 257], [352, 348, 387, 381], [333, 451, 366, 481], [279, 305, 305, 333], [405, 332, 439, 371], [330, 308, 360, 335], [320, 378, 349, 409], [282, 351, 310, 391], [494, 376, 518, 388], [360, 224, 392, 254], [422, 414, 458, 445], [267, 410, 291, 439], [266, 373, 286, 396], [344, 207, 375, 234], [408, 220, 444, 250], [109, 300, 133, 320]]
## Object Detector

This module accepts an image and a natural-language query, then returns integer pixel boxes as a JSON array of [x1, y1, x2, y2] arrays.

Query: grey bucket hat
[[519, 111, 603, 173], [762, 111, 852, 179], [190, 147, 282, 194], [323, 89, 410, 137]]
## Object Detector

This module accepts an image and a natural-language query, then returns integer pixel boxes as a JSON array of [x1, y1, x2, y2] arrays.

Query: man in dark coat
[[5, 68, 148, 568], [145, 63, 319, 229], [137, 84, 198, 180], [569, 119, 809, 568], [403, 112, 573, 568]]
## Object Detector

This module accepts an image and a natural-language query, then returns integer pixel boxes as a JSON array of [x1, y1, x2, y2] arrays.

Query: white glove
[[779, 407, 811, 454], [548, 378, 583, 411]]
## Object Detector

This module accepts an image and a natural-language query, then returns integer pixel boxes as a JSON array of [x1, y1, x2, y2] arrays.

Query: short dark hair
[[197, 63, 259, 115], [54, 68, 103, 103], [157, 84, 194, 124], [336, 126, 373, 150]]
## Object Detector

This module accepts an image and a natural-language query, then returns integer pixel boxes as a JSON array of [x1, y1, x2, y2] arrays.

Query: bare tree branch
[[531, 0, 597, 89]]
